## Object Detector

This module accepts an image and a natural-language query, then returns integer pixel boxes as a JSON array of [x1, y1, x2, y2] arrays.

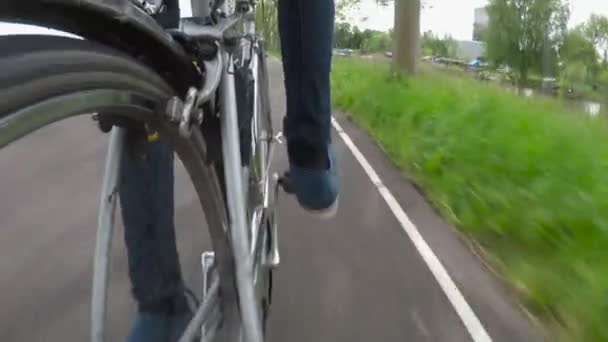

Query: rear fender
[[0, 0, 201, 95]]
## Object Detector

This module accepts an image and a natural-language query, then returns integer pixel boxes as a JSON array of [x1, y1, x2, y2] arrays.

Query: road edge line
[[331, 117, 492, 342]]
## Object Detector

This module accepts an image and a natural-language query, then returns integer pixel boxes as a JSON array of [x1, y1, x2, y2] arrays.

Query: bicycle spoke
[[91, 127, 127, 342]]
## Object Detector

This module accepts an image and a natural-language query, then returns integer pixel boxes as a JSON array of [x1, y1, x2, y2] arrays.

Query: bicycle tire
[[250, 41, 275, 334], [0, 34, 238, 340], [231, 34, 275, 336]]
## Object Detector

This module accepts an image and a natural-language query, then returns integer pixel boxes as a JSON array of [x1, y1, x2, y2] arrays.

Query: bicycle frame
[[220, 49, 265, 342], [91, 2, 272, 341]]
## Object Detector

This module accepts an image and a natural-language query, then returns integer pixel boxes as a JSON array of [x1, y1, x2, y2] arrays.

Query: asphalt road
[[0, 58, 545, 342]]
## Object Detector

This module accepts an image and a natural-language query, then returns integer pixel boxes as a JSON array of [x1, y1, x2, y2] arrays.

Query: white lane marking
[[332, 118, 493, 342], [267, 54, 492, 341]]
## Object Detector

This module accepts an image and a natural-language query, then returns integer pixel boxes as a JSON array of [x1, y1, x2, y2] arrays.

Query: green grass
[[332, 58, 608, 341], [563, 81, 608, 104], [268, 49, 281, 59]]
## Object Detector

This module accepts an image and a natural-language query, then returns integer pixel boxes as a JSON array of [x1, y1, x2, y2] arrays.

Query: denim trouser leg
[[118, 0, 187, 317], [119, 140, 185, 314], [279, 0, 335, 149]]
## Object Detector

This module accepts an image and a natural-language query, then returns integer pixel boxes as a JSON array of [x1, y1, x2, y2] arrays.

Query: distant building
[[473, 7, 489, 42], [455, 40, 486, 61]]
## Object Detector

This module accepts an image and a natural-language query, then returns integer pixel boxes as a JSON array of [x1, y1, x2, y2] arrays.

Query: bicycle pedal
[[277, 172, 293, 194]]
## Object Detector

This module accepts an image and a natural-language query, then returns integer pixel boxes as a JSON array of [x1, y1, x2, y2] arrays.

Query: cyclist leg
[[279, 0, 339, 217], [119, 1, 190, 341], [119, 133, 191, 342]]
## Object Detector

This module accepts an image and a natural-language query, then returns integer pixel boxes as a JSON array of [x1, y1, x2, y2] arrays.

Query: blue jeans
[[279, 0, 335, 148], [120, 140, 188, 314], [120, 0, 335, 314]]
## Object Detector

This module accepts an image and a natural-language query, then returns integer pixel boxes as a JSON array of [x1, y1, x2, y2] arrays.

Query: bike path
[[0, 58, 543, 342], [265, 59, 543, 342]]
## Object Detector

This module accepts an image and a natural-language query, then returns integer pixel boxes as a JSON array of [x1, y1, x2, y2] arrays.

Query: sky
[[1, 0, 608, 41], [349, 0, 608, 40]]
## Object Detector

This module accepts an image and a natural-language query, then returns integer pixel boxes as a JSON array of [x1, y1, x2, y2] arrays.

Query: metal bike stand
[[91, 127, 126, 342]]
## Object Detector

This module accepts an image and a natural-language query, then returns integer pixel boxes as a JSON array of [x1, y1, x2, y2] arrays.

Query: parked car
[[496, 65, 511, 74], [467, 56, 488, 69], [334, 48, 353, 57], [541, 78, 559, 95]]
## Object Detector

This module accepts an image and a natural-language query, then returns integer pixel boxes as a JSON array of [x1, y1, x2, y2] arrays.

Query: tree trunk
[[392, 0, 420, 74], [519, 64, 528, 89], [191, 0, 210, 17]]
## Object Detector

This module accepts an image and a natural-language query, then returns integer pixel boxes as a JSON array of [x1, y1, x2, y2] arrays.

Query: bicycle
[[0, 0, 280, 341]]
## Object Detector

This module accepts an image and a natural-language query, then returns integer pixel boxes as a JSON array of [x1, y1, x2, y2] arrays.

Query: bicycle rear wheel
[[0, 34, 237, 341]]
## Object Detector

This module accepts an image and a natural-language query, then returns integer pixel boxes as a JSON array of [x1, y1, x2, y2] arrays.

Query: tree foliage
[[561, 60, 587, 86], [421, 31, 456, 57], [561, 26, 597, 64], [600, 68, 608, 88], [485, 0, 569, 86], [255, 0, 280, 51], [333, 22, 392, 53], [361, 30, 393, 53], [583, 14, 608, 63], [560, 26, 598, 82], [336, 0, 423, 74]]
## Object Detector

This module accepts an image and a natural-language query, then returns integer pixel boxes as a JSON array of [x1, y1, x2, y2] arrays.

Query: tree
[[337, 0, 423, 74], [560, 26, 599, 82], [600, 68, 608, 89], [334, 22, 354, 48], [256, 0, 280, 51], [421, 31, 456, 58], [485, 0, 569, 86], [361, 30, 393, 53], [561, 61, 587, 89], [393, 0, 421, 74], [349, 26, 365, 49], [336, 0, 361, 21], [584, 14, 608, 64]]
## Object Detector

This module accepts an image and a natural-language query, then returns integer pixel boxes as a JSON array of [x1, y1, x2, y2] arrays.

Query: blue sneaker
[[283, 143, 339, 218], [168, 312, 193, 342], [128, 311, 193, 342], [128, 312, 171, 342]]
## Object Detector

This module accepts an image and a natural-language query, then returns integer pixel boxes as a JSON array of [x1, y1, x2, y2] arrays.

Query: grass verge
[[332, 57, 608, 342]]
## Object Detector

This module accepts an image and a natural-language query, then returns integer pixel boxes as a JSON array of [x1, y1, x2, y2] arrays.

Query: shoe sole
[[301, 196, 339, 220]]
